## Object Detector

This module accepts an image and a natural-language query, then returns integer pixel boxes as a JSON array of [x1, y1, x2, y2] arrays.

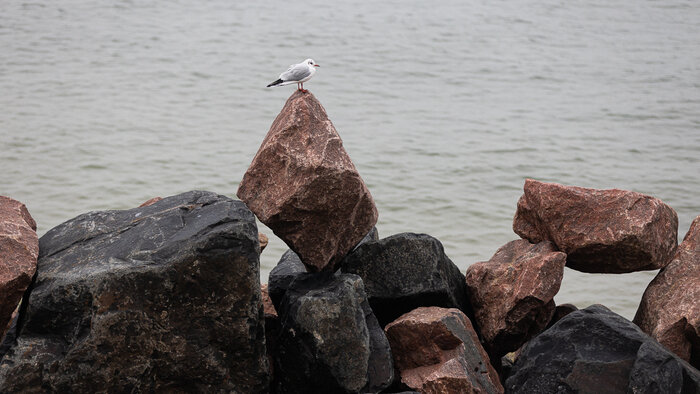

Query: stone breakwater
[[0, 91, 698, 393]]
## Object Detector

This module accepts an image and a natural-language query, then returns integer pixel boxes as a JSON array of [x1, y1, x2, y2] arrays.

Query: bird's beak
[[314, 64, 320, 67]]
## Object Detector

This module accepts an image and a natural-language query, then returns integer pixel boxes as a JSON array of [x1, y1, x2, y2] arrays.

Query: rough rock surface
[[0, 191, 269, 393], [342, 233, 471, 327], [465, 240, 566, 360], [274, 273, 393, 393], [268, 227, 378, 310], [237, 90, 378, 272], [634, 214, 700, 369], [0, 196, 39, 341], [504, 305, 700, 393], [385, 307, 503, 394], [513, 179, 678, 273]]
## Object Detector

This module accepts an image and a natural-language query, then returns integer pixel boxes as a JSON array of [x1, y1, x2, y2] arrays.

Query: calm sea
[[2, 0, 699, 319]]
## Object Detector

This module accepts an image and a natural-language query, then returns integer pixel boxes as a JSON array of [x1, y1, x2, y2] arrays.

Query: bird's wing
[[279, 63, 311, 82]]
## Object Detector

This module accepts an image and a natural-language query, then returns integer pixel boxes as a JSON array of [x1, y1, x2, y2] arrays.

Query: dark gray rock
[[504, 305, 700, 394], [0, 191, 269, 393], [274, 272, 393, 393], [268, 227, 378, 310], [268, 249, 307, 310], [341, 233, 471, 327], [627, 341, 698, 394], [545, 303, 579, 329]]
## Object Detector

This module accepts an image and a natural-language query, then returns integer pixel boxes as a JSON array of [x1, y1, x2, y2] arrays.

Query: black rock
[[545, 303, 578, 329], [0, 191, 269, 393], [631, 340, 700, 393], [504, 304, 700, 394], [341, 232, 471, 327], [268, 227, 379, 310], [273, 272, 393, 393], [268, 249, 307, 310]]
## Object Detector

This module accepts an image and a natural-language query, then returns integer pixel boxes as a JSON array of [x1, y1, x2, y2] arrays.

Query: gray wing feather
[[280, 63, 311, 82]]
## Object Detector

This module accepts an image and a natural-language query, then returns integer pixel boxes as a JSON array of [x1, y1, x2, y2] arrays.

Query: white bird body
[[267, 58, 320, 92]]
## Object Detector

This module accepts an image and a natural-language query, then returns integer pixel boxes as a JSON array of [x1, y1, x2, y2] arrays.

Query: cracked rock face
[[237, 90, 378, 273], [513, 179, 678, 273], [385, 307, 503, 394], [0, 196, 38, 341], [634, 214, 700, 369], [0, 191, 269, 393]]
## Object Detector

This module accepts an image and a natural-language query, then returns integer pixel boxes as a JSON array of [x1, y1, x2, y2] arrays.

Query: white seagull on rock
[[267, 58, 320, 92]]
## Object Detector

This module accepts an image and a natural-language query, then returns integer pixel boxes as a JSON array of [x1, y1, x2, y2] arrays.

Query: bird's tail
[[267, 79, 284, 87]]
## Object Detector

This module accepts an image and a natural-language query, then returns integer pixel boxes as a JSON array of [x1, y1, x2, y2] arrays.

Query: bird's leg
[[300, 82, 308, 93]]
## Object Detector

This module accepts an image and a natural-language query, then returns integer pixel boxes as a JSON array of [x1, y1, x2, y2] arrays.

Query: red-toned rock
[[237, 91, 378, 272], [260, 283, 279, 384], [385, 307, 503, 394], [513, 179, 678, 273], [465, 239, 566, 360], [0, 196, 39, 340], [260, 283, 277, 318], [138, 196, 162, 207], [258, 233, 269, 252], [634, 215, 700, 369]]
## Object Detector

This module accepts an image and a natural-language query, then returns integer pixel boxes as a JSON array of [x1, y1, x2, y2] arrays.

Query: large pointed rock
[[237, 91, 378, 272], [0, 196, 38, 341], [465, 240, 566, 361], [513, 179, 678, 273], [0, 191, 269, 393], [634, 214, 700, 369], [385, 307, 503, 394]]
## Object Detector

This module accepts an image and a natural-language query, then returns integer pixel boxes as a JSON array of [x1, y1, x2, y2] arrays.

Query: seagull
[[266, 59, 320, 93]]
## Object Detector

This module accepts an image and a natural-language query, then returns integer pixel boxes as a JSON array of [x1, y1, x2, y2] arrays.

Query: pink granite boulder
[[385, 307, 503, 394], [237, 91, 378, 272], [0, 196, 39, 339], [634, 215, 700, 369], [465, 239, 566, 359], [513, 179, 678, 273]]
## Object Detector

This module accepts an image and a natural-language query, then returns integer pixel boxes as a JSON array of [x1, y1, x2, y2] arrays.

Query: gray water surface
[[2, 0, 699, 319]]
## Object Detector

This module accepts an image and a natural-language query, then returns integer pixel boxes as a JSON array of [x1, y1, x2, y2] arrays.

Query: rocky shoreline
[[0, 91, 698, 393]]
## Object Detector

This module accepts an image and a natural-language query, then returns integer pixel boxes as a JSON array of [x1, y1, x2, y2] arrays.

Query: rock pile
[[1, 91, 698, 393]]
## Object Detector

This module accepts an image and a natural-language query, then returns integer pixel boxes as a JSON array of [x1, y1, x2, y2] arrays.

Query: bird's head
[[306, 59, 320, 68]]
